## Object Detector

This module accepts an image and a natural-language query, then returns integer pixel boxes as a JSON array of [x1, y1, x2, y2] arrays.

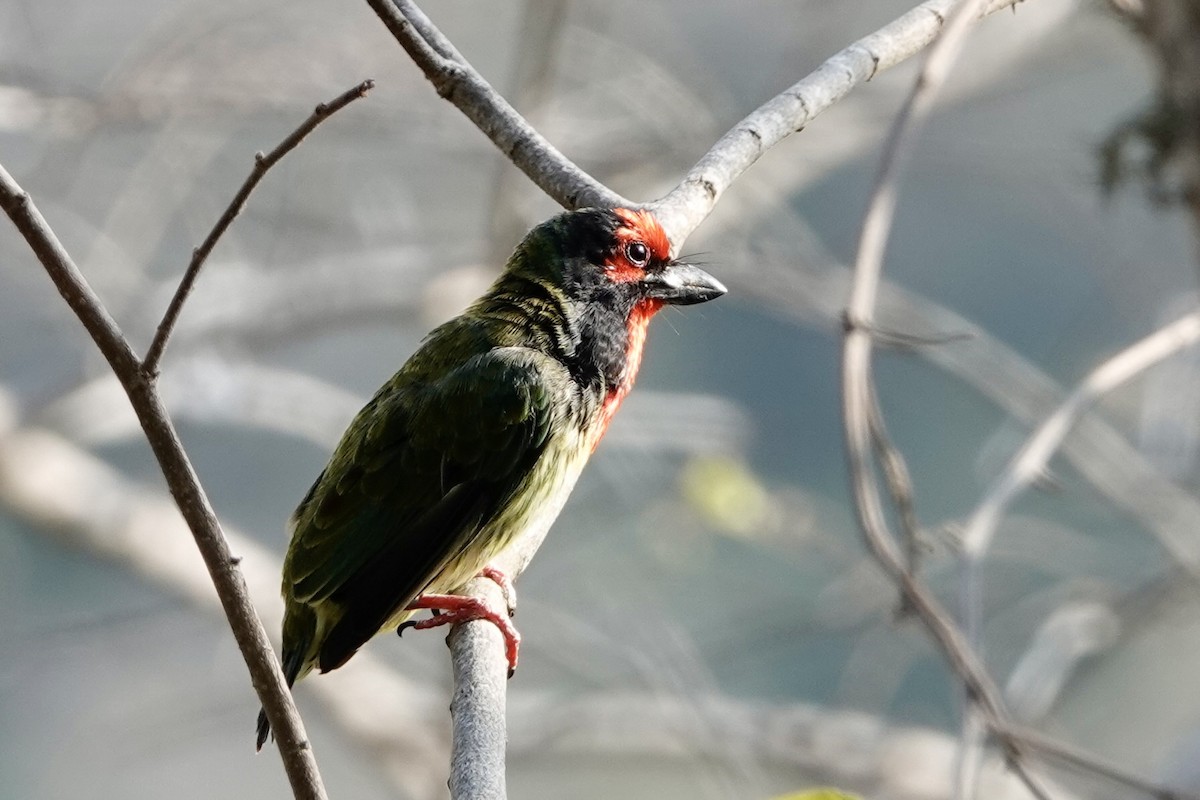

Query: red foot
[[401, 593, 521, 676], [479, 565, 516, 617]]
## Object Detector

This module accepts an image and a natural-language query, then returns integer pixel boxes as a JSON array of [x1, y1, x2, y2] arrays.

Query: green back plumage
[[258, 207, 726, 749], [276, 215, 601, 684]]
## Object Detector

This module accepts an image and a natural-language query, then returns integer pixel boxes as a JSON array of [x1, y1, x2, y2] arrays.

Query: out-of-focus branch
[[996, 721, 1198, 800], [953, 312, 1200, 798], [832, 1, 1200, 798], [866, 388, 923, 579], [7, 404, 1189, 800], [0, 150, 331, 800], [509, 691, 1055, 800], [720, 227, 1200, 574], [0, 417, 450, 799], [143, 79, 375, 375], [837, 1, 1057, 799], [960, 311, 1200, 605]]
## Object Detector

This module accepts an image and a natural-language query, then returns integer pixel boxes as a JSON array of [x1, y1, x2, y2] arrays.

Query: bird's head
[[514, 207, 727, 313]]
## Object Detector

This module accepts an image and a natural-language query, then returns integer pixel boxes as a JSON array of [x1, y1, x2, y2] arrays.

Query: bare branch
[[435, 494, 569, 799], [0, 166, 328, 800], [142, 79, 375, 376], [648, 0, 1025, 245], [836, 1, 1058, 798], [832, 0, 1200, 788], [959, 310, 1200, 611], [365, 0, 1027, 251], [866, 388, 923, 581], [363, 0, 626, 211], [447, 577, 511, 800], [997, 721, 1200, 800], [841, 0, 990, 640]]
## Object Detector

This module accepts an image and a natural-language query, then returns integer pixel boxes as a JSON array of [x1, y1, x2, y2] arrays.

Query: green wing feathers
[[277, 342, 570, 679]]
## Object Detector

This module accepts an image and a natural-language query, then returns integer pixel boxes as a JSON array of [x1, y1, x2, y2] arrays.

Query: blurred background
[[2, 0, 1199, 798]]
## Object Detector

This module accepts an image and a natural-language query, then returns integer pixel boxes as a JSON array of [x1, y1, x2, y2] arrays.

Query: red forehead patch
[[612, 208, 672, 263]]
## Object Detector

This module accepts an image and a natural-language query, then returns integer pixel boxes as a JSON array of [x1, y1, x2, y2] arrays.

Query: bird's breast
[[432, 424, 593, 593], [585, 298, 660, 452]]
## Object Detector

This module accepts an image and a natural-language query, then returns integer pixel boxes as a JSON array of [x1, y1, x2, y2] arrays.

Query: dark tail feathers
[[254, 707, 273, 752], [254, 644, 307, 751]]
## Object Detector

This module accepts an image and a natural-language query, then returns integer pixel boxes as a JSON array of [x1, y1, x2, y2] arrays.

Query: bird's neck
[[588, 298, 662, 451], [473, 274, 660, 448]]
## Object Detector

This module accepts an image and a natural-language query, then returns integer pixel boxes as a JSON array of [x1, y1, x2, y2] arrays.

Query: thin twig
[[956, 309, 1200, 798], [143, 79, 375, 376], [837, 0, 1056, 798], [0, 166, 328, 800], [996, 722, 1200, 800], [958, 310, 1200, 672], [960, 309, 1200, 564], [866, 387, 923, 581]]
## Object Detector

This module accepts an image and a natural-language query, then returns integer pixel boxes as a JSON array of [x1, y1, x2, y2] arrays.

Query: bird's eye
[[625, 241, 650, 267]]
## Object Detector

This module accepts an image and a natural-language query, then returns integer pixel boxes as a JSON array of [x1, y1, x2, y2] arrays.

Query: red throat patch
[[586, 208, 674, 452], [589, 297, 664, 452]]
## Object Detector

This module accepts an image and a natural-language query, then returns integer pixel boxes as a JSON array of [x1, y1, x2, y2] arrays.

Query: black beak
[[643, 262, 727, 306]]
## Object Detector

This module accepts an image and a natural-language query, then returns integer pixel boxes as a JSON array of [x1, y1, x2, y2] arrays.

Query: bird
[[256, 207, 725, 749]]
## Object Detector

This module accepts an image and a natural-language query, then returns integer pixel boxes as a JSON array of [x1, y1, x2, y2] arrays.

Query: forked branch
[[0, 79, 377, 800]]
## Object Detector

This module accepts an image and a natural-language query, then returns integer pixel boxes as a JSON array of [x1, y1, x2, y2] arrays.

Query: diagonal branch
[[996, 721, 1200, 800], [364, 0, 626, 211], [367, 0, 1025, 247], [0, 169, 328, 800], [0, 168, 142, 377], [960, 310, 1200, 564], [958, 310, 1200, 676], [651, 0, 1024, 245], [837, 1, 1057, 798], [143, 79, 375, 376]]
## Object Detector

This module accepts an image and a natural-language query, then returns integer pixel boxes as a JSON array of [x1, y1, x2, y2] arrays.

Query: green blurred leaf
[[679, 455, 771, 537], [769, 789, 861, 800]]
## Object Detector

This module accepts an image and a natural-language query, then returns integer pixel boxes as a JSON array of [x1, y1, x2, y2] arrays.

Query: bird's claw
[[403, 592, 521, 676], [479, 565, 517, 617]]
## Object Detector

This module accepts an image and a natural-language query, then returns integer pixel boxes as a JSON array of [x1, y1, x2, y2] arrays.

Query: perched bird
[[256, 207, 725, 748]]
